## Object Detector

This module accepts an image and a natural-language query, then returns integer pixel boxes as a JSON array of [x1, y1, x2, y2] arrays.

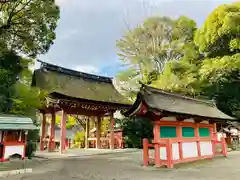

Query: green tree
[[199, 54, 240, 118], [153, 2, 240, 118], [121, 117, 153, 148], [54, 115, 77, 129], [195, 2, 240, 57], [10, 57, 46, 118], [0, 47, 23, 112], [0, 0, 60, 57], [116, 16, 197, 97]]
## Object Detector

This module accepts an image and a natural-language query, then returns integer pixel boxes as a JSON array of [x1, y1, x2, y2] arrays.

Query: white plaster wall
[[172, 143, 180, 160], [182, 142, 198, 158], [160, 147, 167, 160], [183, 118, 195, 123], [160, 117, 177, 121], [4, 145, 24, 159], [200, 141, 213, 156], [159, 143, 179, 160]]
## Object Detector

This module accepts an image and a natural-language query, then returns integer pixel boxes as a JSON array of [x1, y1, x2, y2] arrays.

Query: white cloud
[[74, 65, 99, 74], [42, 0, 237, 76]]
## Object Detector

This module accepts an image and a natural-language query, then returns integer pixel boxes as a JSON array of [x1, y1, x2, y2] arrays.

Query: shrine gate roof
[[31, 61, 131, 112], [123, 85, 236, 121], [0, 115, 37, 130]]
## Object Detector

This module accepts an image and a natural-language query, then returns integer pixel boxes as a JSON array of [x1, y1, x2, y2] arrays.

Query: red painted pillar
[[153, 123, 161, 167], [209, 127, 216, 156], [221, 137, 228, 157], [143, 138, 149, 166], [48, 112, 56, 152], [60, 110, 67, 154], [109, 112, 115, 150], [40, 113, 46, 151], [195, 124, 201, 157], [177, 126, 183, 160], [85, 118, 89, 149], [96, 116, 101, 149], [166, 138, 173, 168], [65, 139, 69, 149]]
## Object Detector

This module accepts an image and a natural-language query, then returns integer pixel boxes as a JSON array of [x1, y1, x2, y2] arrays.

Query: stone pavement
[[34, 148, 138, 159], [2, 150, 240, 180]]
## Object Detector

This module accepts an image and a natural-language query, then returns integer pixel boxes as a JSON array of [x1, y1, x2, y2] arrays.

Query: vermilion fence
[[143, 134, 227, 168]]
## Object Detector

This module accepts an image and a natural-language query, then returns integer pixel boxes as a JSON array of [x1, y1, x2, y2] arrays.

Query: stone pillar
[[40, 113, 46, 151], [96, 116, 101, 149], [48, 112, 56, 152], [109, 112, 115, 150], [85, 118, 89, 149], [60, 110, 67, 154]]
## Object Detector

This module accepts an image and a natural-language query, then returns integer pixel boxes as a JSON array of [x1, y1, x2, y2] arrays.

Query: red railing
[[143, 136, 227, 168]]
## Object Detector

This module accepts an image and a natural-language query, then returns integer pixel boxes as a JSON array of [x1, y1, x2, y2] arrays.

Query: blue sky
[[37, 0, 237, 77]]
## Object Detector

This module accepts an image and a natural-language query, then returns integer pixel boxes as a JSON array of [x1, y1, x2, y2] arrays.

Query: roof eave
[[121, 93, 144, 117]]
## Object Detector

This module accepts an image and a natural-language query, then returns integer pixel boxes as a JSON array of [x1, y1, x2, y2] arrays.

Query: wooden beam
[[64, 108, 106, 117], [176, 116, 187, 121]]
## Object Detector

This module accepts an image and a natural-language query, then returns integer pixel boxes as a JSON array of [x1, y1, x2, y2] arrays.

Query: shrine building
[[122, 84, 237, 168], [32, 61, 131, 153]]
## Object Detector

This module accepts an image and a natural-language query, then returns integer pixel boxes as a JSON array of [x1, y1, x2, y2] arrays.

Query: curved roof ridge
[[142, 85, 215, 106], [37, 60, 112, 83]]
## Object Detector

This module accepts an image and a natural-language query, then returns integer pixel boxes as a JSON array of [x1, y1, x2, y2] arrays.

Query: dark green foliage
[[25, 140, 37, 159], [201, 69, 240, 118], [0, 0, 60, 57], [0, 48, 22, 112], [121, 117, 153, 148]]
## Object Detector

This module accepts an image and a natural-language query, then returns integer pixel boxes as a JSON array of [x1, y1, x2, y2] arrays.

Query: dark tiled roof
[[123, 85, 235, 120], [32, 61, 131, 105]]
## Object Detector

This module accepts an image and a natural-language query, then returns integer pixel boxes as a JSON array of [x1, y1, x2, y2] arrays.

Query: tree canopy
[[117, 2, 240, 118], [0, 0, 60, 118], [115, 16, 198, 98], [195, 2, 240, 57], [0, 46, 23, 112], [0, 0, 60, 57]]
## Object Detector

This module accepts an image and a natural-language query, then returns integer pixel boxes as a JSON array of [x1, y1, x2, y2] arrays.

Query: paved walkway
[[3, 150, 240, 180], [34, 148, 138, 159]]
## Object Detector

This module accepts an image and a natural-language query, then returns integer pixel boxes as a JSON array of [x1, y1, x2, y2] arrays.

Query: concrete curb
[[0, 168, 32, 177]]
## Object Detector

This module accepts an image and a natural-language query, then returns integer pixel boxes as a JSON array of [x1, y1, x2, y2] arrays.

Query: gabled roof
[[123, 85, 235, 121], [0, 115, 37, 130], [32, 61, 131, 106]]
